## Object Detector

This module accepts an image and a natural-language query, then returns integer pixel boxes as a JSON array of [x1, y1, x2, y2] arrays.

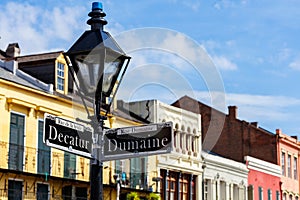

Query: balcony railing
[[0, 189, 88, 200], [8, 143, 24, 171], [0, 141, 66, 176]]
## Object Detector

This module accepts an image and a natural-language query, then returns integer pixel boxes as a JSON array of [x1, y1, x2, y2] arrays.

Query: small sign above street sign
[[102, 122, 173, 161], [43, 113, 93, 158]]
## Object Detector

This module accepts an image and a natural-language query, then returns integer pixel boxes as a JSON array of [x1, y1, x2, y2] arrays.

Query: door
[[8, 180, 23, 200], [37, 183, 49, 200]]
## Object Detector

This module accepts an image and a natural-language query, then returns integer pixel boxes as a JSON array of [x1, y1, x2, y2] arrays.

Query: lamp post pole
[[90, 115, 104, 200], [64, 2, 131, 200], [88, 3, 106, 200]]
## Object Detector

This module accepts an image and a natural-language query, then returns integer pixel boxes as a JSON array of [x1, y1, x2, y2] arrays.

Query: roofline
[[17, 50, 64, 58], [174, 95, 276, 135]]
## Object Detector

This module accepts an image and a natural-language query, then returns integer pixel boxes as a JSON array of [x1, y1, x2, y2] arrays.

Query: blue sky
[[1, 0, 300, 137]]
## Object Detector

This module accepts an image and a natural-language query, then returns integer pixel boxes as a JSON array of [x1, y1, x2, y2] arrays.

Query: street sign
[[102, 122, 173, 161], [43, 113, 93, 158]]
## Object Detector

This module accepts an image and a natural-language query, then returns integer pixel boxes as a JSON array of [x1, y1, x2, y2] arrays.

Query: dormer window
[[57, 62, 65, 91]]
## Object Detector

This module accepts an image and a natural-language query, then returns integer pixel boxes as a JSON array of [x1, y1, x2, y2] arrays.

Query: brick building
[[172, 95, 278, 165]]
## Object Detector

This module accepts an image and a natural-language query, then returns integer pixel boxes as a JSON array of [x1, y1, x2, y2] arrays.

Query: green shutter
[[259, 187, 263, 200], [9, 113, 25, 171], [37, 120, 51, 174], [276, 191, 280, 200], [268, 189, 272, 200]]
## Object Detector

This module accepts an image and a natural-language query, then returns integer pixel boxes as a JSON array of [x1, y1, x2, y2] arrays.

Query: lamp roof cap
[[92, 2, 103, 10]]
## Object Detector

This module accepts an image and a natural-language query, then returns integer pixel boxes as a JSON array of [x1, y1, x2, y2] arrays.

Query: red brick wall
[[172, 96, 277, 164]]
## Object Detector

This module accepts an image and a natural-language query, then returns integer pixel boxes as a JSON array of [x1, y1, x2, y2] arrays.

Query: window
[[288, 155, 292, 178], [191, 175, 195, 200], [289, 195, 293, 200], [204, 180, 208, 200], [76, 187, 88, 200], [282, 152, 286, 176], [37, 183, 49, 200], [37, 120, 50, 175], [8, 180, 23, 200], [130, 157, 147, 189], [174, 131, 178, 148], [64, 152, 76, 179], [276, 191, 280, 200], [268, 189, 272, 200], [294, 157, 298, 180], [57, 62, 65, 91], [62, 185, 72, 200], [258, 187, 263, 200], [9, 113, 25, 171], [168, 174, 176, 200], [186, 132, 190, 152], [283, 193, 287, 200], [181, 174, 189, 200], [248, 185, 254, 200]]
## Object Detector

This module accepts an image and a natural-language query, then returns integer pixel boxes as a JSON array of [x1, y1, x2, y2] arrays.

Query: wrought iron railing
[[0, 189, 88, 199]]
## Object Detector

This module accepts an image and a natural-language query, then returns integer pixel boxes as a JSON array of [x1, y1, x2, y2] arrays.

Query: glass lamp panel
[[103, 56, 122, 94], [74, 53, 103, 96]]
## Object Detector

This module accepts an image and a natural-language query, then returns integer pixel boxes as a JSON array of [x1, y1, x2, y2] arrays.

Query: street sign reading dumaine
[[43, 113, 93, 158], [102, 122, 173, 161]]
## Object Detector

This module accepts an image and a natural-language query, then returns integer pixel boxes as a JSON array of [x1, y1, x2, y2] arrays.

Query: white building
[[202, 151, 249, 200], [119, 99, 203, 200]]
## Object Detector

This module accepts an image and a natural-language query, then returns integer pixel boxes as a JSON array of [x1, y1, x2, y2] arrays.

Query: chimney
[[250, 122, 258, 128], [6, 43, 20, 58], [228, 106, 237, 119], [276, 129, 282, 135], [292, 136, 298, 140]]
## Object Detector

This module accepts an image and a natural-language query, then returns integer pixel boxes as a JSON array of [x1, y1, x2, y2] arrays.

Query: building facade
[[202, 151, 248, 200], [118, 99, 203, 200], [0, 59, 91, 199], [276, 129, 300, 200], [0, 49, 153, 199], [245, 156, 281, 200], [172, 95, 278, 165]]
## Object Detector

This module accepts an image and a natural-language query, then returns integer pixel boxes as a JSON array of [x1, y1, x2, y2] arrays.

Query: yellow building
[[0, 44, 160, 199], [0, 52, 95, 199]]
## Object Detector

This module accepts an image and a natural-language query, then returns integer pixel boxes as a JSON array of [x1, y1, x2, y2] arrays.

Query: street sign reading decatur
[[102, 122, 173, 161], [43, 113, 93, 158]]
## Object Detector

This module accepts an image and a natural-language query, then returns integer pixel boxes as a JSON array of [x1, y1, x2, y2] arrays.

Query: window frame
[[288, 154, 292, 178], [294, 156, 298, 180], [56, 62, 65, 91], [282, 151, 286, 176]]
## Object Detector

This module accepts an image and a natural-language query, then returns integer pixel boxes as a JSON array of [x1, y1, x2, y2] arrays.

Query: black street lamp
[[64, 2, 130, 200]]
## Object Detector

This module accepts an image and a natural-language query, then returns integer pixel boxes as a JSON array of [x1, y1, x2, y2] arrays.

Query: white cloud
[[214, 0, 235, 10], [167, 0, 201, 11], [212, 55, 238, 71], [0, 2, 86, 55], [114, 28, 226, 109], [195, 91, 300, 122], [213, 0, 248, 10], [226, 93, 300, 108], [289, 59, 300, 71]]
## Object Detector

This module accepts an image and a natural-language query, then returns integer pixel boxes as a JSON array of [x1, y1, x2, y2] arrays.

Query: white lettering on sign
[[117, 125, 157, 135], [47, 125, 90, 150], [107, 137, 169, 152], [55, 118, 84, 132]]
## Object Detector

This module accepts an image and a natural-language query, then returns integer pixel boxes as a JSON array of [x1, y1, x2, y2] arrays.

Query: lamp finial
[[87, 2, 107, 30]]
